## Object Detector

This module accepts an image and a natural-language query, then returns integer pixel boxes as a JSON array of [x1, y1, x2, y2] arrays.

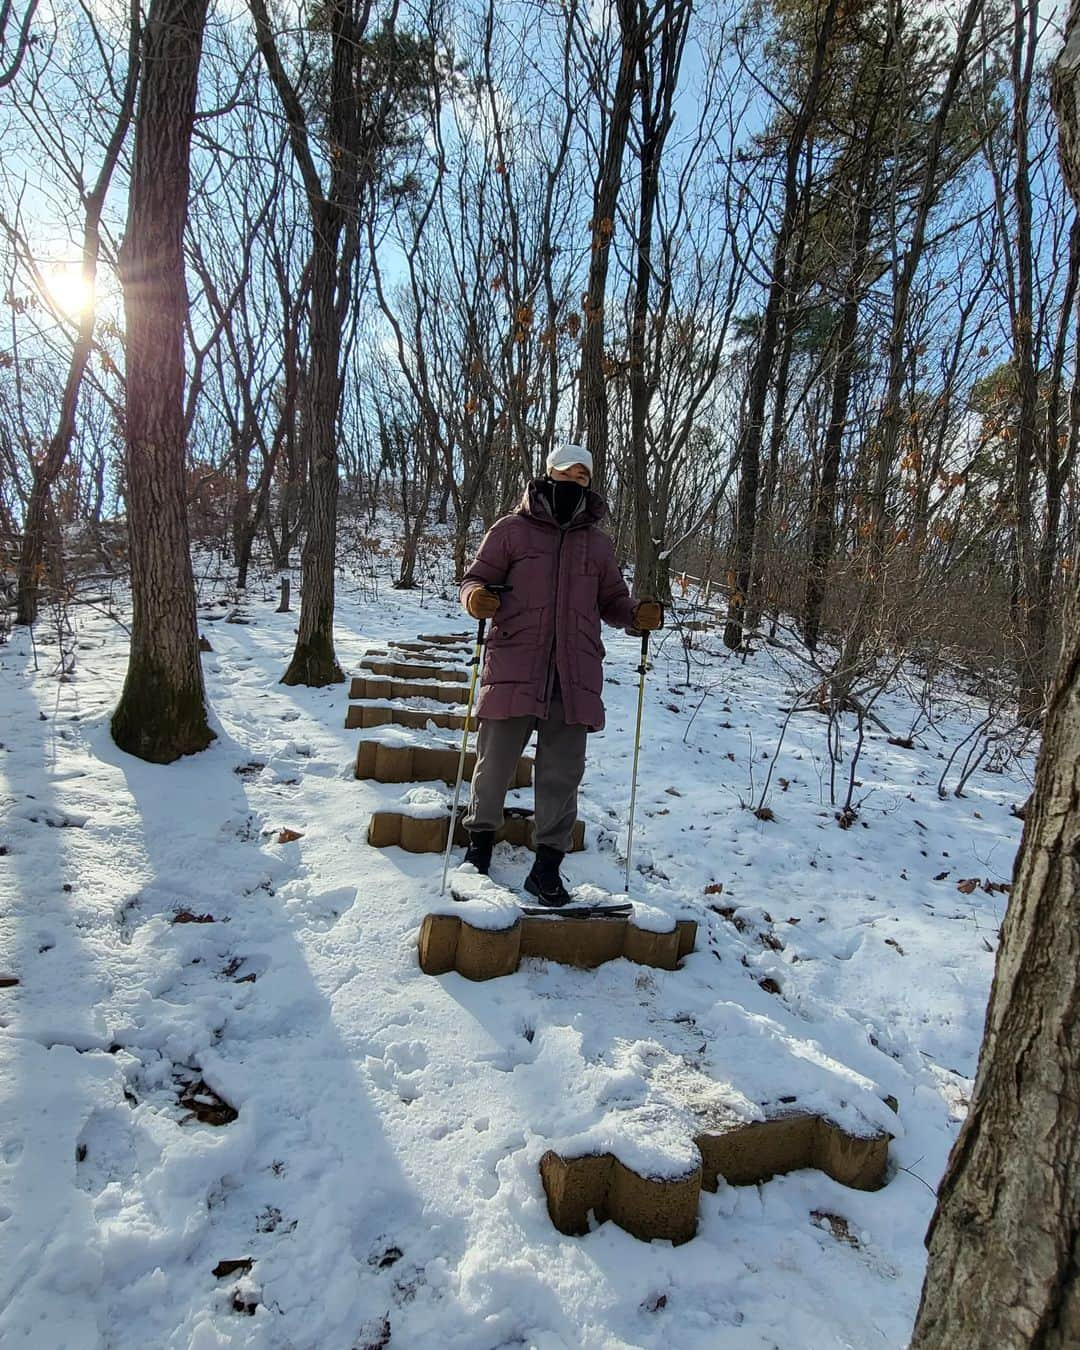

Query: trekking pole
[[624, 630, 650, 894], [440, 584, 509, 895]]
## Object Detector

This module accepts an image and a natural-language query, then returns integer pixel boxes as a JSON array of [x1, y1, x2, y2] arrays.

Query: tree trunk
[[111, 0, 213, 763], [723, 0, 840, 650], [803, 204, 871, 651], [748, 277, 799, 632], [282, 228, 344, 685], [909, 570, 1080, 1346], [1009, 0, 1045, 723], [628, 0, 689, 606], [907, 23, 1080, 1343], [837, 0, 985, 689], [576, 0, 640, 494]]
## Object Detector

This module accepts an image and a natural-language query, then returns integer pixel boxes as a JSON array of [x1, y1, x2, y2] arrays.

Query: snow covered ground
[[0, 557, 1031, 1349]]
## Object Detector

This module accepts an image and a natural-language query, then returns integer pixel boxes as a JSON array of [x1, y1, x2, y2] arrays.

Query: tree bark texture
[[111, 0, 213, 763], [909, 573, 1080, 1347]]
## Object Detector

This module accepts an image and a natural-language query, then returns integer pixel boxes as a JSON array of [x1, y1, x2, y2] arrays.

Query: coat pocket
[[485, 609, 543, 684], [506, 550, 554, 609], [569, 570, 599, 615], [574, 612, 605, 692]]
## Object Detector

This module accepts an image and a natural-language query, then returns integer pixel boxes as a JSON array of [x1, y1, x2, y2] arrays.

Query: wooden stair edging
[[359, 659, 467, 682], [540, 1113, 891, 1245], [349, 676, 469, 705], [355, 739, 532, 788], [345, 704, 471, 732], [390, 641, 469, 659], [418, 911, 697, 982], [367, 810, 585, 855], [417, 633, 471, 644]]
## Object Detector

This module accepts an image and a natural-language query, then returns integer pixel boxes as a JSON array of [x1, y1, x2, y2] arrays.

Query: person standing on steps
[[458, 443, 663, 905]]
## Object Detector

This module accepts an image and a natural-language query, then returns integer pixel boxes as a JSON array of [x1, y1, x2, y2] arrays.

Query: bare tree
[[723, 0, 841, 650], [111, 0, 213, 762]]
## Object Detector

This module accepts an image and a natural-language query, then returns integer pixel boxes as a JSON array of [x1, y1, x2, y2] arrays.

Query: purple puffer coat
[[460, 481, 638, 731]]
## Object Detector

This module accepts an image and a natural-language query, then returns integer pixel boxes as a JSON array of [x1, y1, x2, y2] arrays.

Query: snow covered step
[[367, 808, 584, 854], [358, 659, 467, 682], [539, 1109, 890, 1246], [418, 910, 697, 981], [345, 703, 469, 732], [390, 641, 469, 660], [349, 676, 469, 704], [354, 739, 532, 788]]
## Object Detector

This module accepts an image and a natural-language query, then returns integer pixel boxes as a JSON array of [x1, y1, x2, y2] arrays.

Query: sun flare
[[43, 263, 94, 319]]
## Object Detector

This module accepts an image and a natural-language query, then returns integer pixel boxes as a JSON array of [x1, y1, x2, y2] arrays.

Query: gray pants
[[463, 699, 587, 853]]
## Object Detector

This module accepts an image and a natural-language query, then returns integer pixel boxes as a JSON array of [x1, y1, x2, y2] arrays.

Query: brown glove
[[464, 587, 501, 620], [631, 600, 664, 632]]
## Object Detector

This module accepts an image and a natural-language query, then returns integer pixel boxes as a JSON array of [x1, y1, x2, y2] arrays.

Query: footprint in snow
[[830, 932, 865, 961]]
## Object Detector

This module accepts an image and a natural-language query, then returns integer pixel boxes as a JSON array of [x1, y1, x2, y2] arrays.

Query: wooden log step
[[416, 633, 471, 644], [390, 642, 468, 661], [345, 704, 471, 732], [349, 676, 469, 705], [540, 1151, 701, 1246], [418, 911, 697, 981], [695, 1112, 890, 1193], [358, 659, 466, 682], [540, 1114, 890, 1245], [391, 642, 469, 664], [355, 740, 532, 788], [367, 809, 584, 855]]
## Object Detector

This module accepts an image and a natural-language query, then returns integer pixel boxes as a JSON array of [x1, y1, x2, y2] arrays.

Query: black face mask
[[542, 477, 587, 525]]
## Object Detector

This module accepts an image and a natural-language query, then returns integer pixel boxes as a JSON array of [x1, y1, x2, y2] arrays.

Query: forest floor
[[0, 551, 1032, 1349]]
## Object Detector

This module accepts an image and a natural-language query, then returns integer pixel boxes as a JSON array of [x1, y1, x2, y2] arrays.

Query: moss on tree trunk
[[281, 629, 343, 687], [112, 655, 215, 763]]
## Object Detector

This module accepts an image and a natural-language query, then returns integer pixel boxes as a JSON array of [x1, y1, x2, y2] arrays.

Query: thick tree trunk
[[909, 573, 1080, 1346], [111, 0, 213, 763]]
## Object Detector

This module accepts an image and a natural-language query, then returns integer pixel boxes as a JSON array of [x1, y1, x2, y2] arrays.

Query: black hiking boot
[[523, 844, 572, 907], [463, 830, 495, 875]]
